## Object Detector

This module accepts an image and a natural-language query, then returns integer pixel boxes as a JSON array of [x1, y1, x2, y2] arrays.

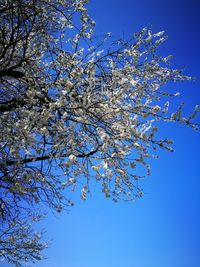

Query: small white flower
[[102, 161, 108, 170], [69, 154, 76, 162], [92, 165, 100, 171], [63, 112, 67, 118], [68, 177, 76, 184]]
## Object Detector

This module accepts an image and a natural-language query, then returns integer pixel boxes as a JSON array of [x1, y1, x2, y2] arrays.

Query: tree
[[0, 0, 198, 266]]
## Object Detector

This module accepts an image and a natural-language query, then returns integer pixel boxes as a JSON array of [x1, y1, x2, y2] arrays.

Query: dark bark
[[0, 70, 25, 79], [5, 147, 100, 166], [0, 98, 25, 112]]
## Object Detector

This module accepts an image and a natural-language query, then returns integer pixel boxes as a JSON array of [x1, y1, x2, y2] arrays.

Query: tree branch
[[5, 147, 100, 166], [0, 70, 25, 79]]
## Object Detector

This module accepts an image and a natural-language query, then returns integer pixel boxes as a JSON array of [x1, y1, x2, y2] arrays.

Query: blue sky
[[3, 1, 200, 267]]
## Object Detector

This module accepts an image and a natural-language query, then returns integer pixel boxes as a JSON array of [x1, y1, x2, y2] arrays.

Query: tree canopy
[[0, 0, 198, 266]]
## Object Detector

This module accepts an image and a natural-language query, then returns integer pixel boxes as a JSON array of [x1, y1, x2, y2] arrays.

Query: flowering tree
[[0, 0, 198, 266]]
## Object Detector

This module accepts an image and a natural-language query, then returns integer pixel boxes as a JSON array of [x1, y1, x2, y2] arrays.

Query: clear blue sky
[[3, 1, 200, 266]]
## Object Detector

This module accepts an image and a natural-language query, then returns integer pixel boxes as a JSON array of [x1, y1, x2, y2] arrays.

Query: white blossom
[[0, 1, 198, 265]]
